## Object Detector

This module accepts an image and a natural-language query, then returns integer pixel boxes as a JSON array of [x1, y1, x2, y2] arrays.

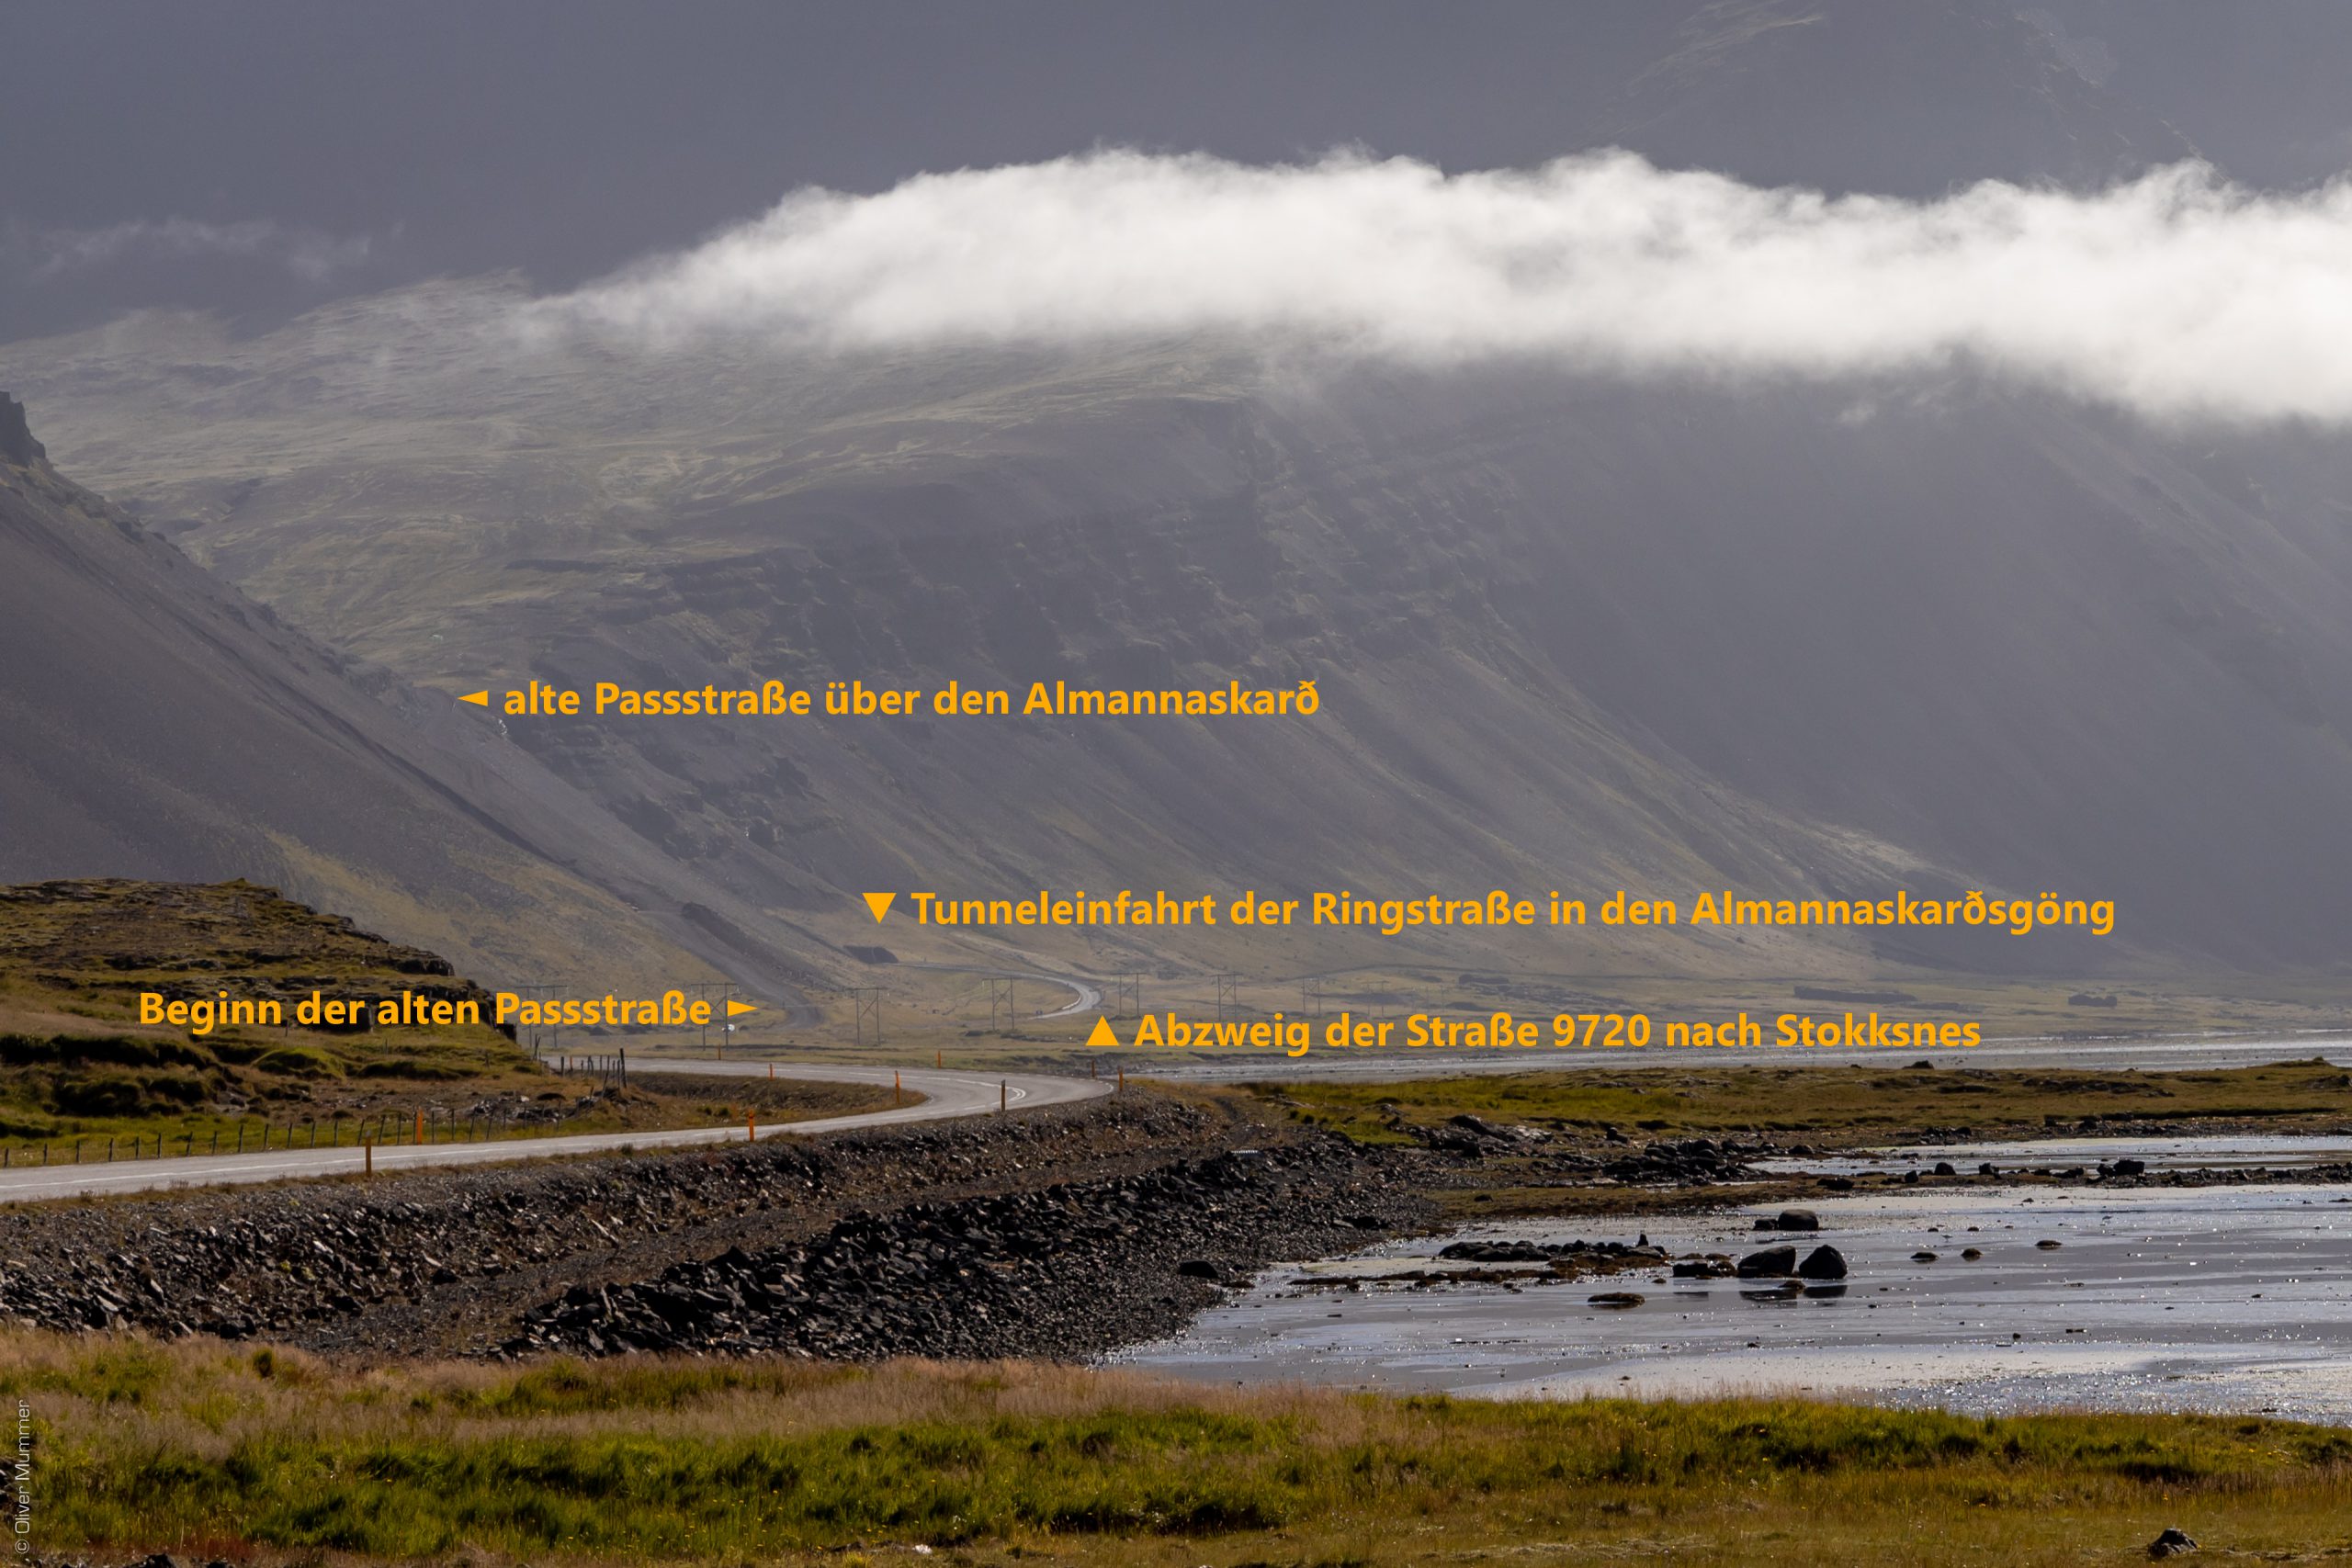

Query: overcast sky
[[7, 1, 2352, 346], [0, 2, 1677, 341]]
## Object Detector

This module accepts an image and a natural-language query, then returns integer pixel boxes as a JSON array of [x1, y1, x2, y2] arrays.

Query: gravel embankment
[[0, 1089, 1431, 1359], [508, 1137, 1417, 1360]]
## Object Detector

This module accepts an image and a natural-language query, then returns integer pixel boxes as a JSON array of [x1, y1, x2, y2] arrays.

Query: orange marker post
[[747, 1111, 756, 1144]]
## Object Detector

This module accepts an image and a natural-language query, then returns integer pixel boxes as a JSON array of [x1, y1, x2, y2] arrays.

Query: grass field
[[13, 1332, 2350, 1566], [0, 879, 902, 1159], [1252, 1058, 2352, 1147]]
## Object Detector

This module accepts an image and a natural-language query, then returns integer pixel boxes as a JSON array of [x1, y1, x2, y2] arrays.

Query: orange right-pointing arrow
[[726, 998, 758, 1018]]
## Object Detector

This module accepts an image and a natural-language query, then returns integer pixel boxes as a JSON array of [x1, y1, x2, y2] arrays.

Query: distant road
[[899, 961, 1104, 1019], [1142, 1032, 2352, 1081], [0, 1063, 1110, 1206]]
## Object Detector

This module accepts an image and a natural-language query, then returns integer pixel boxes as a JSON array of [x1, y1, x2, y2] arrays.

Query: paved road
[[1140, 1032, 2352, 1080], [0, 1063, 1111, 1206], [899, 961, 1104, 1019]]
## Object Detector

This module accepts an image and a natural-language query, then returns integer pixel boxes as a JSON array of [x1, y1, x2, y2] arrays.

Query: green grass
[[1255, 1058, 2352, 1148], [13, 1332, 2352, 1565]]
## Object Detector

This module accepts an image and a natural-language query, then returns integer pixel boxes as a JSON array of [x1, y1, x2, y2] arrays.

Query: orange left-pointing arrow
[[459, 691, 490, 706], [726, 998, 759, 1018]]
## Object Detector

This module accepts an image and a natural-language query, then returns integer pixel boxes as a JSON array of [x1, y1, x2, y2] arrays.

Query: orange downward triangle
[[862, 892, 897, 922]]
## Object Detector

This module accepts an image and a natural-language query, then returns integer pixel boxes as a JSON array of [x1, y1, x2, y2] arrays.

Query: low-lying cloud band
[[540, 150, 2352, 425]]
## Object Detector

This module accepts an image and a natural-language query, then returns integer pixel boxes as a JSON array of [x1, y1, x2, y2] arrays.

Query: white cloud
[[535, 149, 2352, 425], [17, 218, 373, 283]]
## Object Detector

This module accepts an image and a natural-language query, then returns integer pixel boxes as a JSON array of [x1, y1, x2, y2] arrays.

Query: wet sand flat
[[1114, 1165, 2352, 1422]]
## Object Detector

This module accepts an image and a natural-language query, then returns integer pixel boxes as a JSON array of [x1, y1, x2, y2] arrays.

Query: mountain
[[1595, 0, 2197, 196], [0, 392, 831, 997], [6, 0, 2351, 983], [17, 299, 2352, 978]]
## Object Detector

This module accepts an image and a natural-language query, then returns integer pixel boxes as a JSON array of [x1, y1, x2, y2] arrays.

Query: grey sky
[[6, 1, 2352, 344]]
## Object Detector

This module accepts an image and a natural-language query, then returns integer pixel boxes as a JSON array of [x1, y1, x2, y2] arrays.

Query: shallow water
[[1114, 1156, 2352, 1421], [1762, 1132, 2352, 1175]]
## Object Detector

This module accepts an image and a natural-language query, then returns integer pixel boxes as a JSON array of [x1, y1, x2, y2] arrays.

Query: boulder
[[2147, 1527, 2198, 1559], [1736, 1245, 1798, 1278], [1795, 1244, 1847, 1280]]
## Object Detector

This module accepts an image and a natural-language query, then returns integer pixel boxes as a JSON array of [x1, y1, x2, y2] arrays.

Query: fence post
[[746, 1111, 756, 1144], [1000, 1080, 1007, 1113], [364, 1138, 373, 1178]]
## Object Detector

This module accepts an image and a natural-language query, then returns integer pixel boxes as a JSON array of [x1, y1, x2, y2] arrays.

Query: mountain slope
[[0, 393, 829, 996]]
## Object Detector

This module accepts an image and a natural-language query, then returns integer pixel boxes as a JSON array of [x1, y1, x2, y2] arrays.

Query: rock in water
[[1737, 1245, 1798, 1278], [1796, 1244, 1847, 1280]]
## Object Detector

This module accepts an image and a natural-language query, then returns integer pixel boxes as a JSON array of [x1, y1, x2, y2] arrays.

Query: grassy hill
[[0, 878, 885, 1159]]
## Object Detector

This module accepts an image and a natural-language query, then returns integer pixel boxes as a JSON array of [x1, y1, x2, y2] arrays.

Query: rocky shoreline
[[508, 1139, 1421, 1360], [0, 1089, 1431, 1360]]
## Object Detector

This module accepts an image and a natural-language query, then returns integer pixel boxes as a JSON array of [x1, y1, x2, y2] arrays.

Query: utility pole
[[1214, 974, 1239, 1022], [848, 987, 883, 1045]]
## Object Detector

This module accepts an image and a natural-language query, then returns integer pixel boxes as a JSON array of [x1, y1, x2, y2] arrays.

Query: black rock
[[1436, 1240, 1552, 1263], [1796, 1244, 1848, 1280], [2148, 1527, 2199, 1559], [1736, 1245, 1798, 1279], [1176, 1258, 1224, 1280]]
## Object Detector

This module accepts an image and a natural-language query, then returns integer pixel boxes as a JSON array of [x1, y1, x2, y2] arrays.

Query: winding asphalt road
[[0, 1062, 1111, 1206]]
